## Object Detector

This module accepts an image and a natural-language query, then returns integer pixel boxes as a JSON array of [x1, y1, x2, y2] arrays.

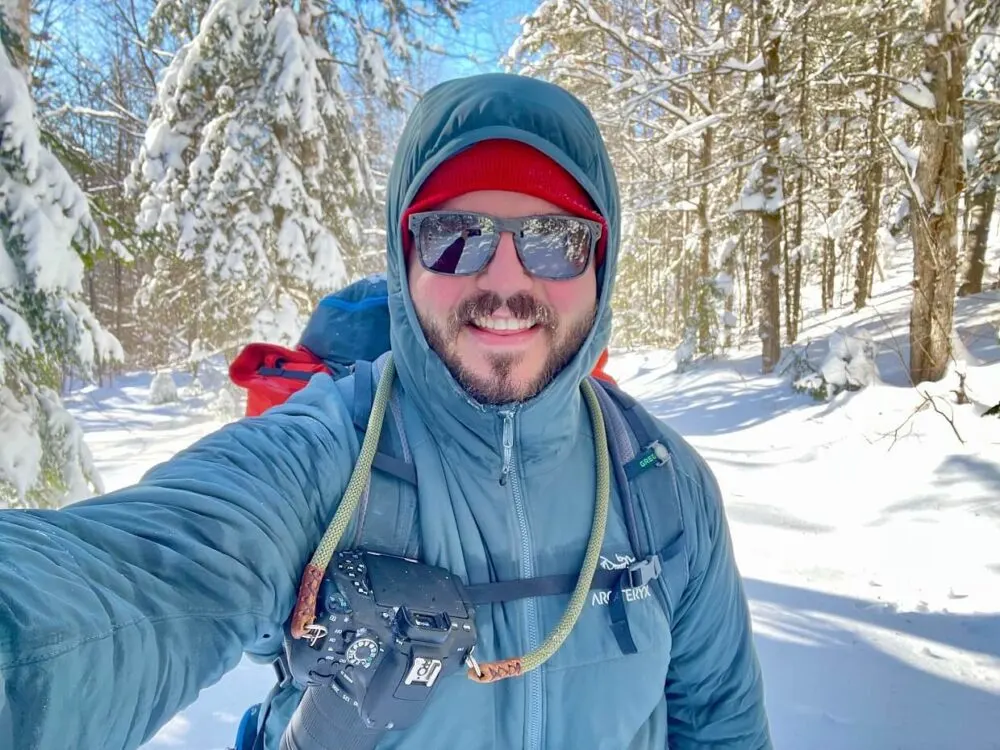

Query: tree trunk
[[909, 0, 966, 384], [696, 82, 717, 354], [669, 212, 682, 341], [822, 235, 836, 311], [695, 2, 725, 354], [786, 16, 808, 342], [735, 4, 755, 346], [723, 238, 736, 349], [790, 179, 804, 340], [757, 0, 783, 373], [957, 182, 996, 296], [782, 187, 792, 341], [854, 22, 893, 310], [820, 131, 838, 313], [823, 117, 848, 311], [4, 0, 29, 40], [2, 0, 31, 66], [113, 256, 123, 339], [743, 234, 756, 334]]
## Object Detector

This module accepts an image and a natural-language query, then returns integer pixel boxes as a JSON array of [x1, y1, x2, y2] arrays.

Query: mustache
[[450, 291, 556, 331]]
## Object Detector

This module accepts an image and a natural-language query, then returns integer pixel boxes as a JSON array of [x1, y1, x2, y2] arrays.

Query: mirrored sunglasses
[[407, 211, 602, 281]]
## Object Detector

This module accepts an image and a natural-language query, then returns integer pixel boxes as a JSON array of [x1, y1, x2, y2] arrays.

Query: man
[[0, 73, 770, 749]]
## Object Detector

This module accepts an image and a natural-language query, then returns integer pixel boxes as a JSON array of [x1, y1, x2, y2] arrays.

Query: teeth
[[473, 316, 536, 332]]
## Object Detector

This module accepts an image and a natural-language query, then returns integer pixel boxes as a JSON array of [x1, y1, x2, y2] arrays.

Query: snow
[[64, 369, 237, 491], [0, 386, 43, 499], [138, 120, 190, 187], [897, 79, 936, 111], [0, 302, 34, 350], [890, 135, 920, 178], [358, 30, 392, 101], [660, 114, 725, 145], [1, 47, 95, 296], [149, 370, 179, 405], [1, 45, 120, 507], [249, 292, 304, 345], [729, 160, 785, 215], [720, 54, 765, 73], [812, 329, 879, 395], [37, 386, 103, 501], [268, 7, 321, 133], [63, 252, 1000, 749]]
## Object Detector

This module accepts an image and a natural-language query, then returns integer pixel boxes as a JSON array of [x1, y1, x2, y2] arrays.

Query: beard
[[418, 290, 597, 406]]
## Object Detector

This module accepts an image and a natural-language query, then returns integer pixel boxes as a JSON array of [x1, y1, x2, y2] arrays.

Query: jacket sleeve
[[664, 451, 772, 748], [0, 374, 358, 750]]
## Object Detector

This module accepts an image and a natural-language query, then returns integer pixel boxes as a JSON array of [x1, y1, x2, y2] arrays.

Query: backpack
[[229, 275, 393, 417], [228, 274, 689, 750]]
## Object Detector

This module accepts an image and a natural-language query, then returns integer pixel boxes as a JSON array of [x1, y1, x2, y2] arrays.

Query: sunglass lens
[[418, 213, 496, 274], [517, 216, 593, 279]]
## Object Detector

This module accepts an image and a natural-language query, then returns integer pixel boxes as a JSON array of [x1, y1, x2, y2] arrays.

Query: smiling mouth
[[471, 315, 538, 333], [464, 316, 542, 344]]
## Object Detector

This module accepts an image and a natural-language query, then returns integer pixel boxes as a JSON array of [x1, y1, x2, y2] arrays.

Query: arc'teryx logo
[[592, 552, 651, 606], [599, 553, 635, 571]]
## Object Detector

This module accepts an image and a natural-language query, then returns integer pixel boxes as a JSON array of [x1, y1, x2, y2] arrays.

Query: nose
[[477, 232, 533, 296]]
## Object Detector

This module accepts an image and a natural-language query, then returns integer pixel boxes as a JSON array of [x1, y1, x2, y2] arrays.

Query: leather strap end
[[467, 658, 523, 684], [290, 564, 325, 639]]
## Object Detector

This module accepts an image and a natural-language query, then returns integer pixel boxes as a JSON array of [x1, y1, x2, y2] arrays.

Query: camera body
[[283, 550, 478, 731]]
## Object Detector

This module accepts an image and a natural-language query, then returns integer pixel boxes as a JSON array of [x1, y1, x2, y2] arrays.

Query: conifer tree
[[1, 17, 121, 508]]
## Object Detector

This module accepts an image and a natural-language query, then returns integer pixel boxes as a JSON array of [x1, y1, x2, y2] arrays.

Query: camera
[[282, 550, 478, 732]]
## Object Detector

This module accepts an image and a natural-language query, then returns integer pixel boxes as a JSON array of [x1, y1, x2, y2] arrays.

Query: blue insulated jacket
[[0, 73, 770, 750]]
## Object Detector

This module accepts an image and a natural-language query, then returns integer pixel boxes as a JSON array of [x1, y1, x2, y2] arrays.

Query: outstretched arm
[[0, 375, 356, 750]]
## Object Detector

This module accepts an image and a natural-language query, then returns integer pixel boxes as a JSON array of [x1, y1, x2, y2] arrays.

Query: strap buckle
[[624, 554, 662, 589], [646, 440, 670, 467], [272, 651, 293, 688], [624, 441, 670, 480]]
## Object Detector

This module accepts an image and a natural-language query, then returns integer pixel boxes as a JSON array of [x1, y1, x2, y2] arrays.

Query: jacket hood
[[384, 73, 621, 465]]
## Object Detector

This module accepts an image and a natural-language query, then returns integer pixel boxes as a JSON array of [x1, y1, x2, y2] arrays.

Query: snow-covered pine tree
[[130, 0, 464, 365], [0, 20, 122, 509], [130, 0, 364, 361]]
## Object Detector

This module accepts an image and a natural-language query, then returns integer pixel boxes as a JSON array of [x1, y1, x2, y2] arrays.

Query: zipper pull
[[499, 411, 514, 485]]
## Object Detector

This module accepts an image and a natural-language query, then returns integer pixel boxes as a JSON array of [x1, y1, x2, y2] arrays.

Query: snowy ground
[[64, 255, 1000, 750]]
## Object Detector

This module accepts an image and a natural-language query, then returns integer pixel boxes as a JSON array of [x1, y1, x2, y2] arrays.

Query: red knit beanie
[[401, 139, 607, 268]]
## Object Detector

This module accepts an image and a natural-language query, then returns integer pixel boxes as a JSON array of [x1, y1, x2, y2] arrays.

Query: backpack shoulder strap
[[348, 354, 420, 559], [351, 359, 417, 487], [592, 381, 645, 557], [351, 359, 375, 432], [596, 379, 686, 555], [593, 377, 688, 653]]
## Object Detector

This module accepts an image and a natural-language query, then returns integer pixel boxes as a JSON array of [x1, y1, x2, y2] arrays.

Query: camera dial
[[345, 635, 380, 669]]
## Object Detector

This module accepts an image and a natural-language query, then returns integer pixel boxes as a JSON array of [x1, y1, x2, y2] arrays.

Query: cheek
[[544, 273, 597, 320], [408, 264, 469, 319]]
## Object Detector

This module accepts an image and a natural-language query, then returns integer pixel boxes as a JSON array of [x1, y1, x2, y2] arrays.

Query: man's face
[[407, 190, 598, 405]]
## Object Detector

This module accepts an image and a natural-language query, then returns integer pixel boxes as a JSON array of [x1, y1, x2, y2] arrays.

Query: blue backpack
[[230, 274, 689, 750]]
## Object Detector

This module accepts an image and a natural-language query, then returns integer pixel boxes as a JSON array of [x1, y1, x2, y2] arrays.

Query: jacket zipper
[[499, 411, 514, 486], [500, 408, 542, 750]]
